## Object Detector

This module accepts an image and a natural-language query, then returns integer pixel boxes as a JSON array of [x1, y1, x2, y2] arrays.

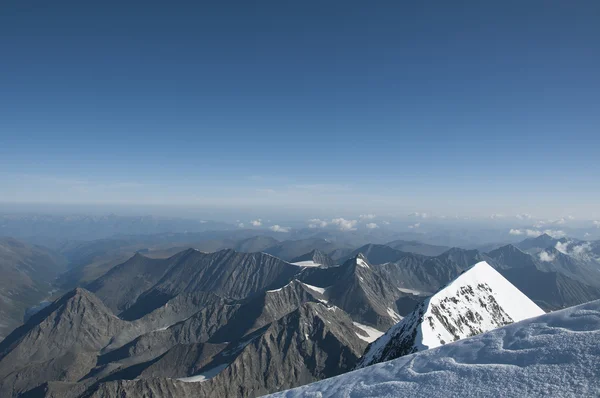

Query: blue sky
[[1, 1, 599, 219]]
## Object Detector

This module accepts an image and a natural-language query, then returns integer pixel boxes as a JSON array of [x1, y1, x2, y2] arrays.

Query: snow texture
[[176, 363, 229, 383], [291, 261, 323, 268], [353, 322, 384, 343], [266, 299, 600, 397], [301, 282, 326, 294]]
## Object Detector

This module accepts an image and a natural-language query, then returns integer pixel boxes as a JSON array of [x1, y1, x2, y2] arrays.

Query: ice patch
[[357, 258, 370, 269], [387, 307, 402, 322], [291, 260, 323, 267], [353, 322, 384, 343], [397, 287, 422, 296], [177, 363, 229, 383], [302, 282, 326, 294]]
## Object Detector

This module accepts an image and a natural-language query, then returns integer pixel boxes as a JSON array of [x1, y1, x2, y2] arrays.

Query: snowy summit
[[358, 261, 544, 368]]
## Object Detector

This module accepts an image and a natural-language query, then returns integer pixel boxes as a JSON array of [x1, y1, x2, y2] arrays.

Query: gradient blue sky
[[1, 1, 599, 219]]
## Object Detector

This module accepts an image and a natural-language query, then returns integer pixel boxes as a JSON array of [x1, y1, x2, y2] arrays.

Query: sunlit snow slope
[[266, 299, 600, 398], [358, 261, 544, 367]]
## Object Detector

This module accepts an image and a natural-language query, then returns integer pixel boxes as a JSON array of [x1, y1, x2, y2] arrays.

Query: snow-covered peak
[[357, 261, 544, 368]]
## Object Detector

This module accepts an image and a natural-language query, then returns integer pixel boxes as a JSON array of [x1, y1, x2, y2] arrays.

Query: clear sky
[[1, 1, 599, 219]]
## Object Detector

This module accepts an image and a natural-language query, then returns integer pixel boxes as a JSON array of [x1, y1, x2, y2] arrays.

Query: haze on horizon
[[1, 1, 599, 220]]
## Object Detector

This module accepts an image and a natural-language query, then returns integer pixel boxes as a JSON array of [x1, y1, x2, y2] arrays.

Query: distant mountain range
[[1, 231, 600, 397]]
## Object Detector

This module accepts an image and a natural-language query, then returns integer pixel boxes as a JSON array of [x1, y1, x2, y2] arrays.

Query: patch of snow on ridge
[[397, 287, 423, 296], [386, 307, 402, 322], [353, 322, 384, 343], [177, 363, 229, 383], [265, 300, 600, 398], [291, 260, 322, 267], [301, 282, 326, 294], [356, 257, 370, 269]]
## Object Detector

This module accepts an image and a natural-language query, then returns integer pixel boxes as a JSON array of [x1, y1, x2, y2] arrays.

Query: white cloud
[[539, 251, 556, 262], [555, 241, 569, 254], [594, 221, 600, 228], [331, 218, 358, 231], [572, 242, 592, 258], [250, 219, 262, 227], [269, 225, 290, 233], [567, 215, 575, 220], [490, 214, 506, 219], [516, 213, 532, 220], [365, 223, 378, 229], [307, 218, 328, 228], [359, 214, 376, 220], [509, 228, 565, 238], [545, 230, 566, 238], [509, 228, 542, 237], [408, 223, 421, 229], [408, 212, 428, 219], [555, 241, 592, 260], [237, 223, 245, 228], [381, 221, 390, 225], [585, 232, 591, 238]]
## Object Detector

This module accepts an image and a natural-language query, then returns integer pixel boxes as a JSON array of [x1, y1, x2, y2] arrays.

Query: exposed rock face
[[0, 288, 126, 396], [356, 261, 544, 368], [84, 302, 368, 398]]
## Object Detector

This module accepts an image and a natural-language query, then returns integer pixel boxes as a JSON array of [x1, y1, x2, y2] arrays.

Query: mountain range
[[0, 231, 599, 397]]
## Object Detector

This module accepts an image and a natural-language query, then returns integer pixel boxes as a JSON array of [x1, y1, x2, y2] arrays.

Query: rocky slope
[[267, 299, 600, 398]]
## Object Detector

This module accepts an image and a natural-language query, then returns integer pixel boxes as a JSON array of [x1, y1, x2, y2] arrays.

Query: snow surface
[[396, 287, 423, 296], [291, 260, 322, 268], [356, 257, 370, 269], [386, 307, 402, 323], [353, 322, 384, 343], [266, 299, 600, 397], [301, 282, 326, 294], [176, 363, 229, 383]]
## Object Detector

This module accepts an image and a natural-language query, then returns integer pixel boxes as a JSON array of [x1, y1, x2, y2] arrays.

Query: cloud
[[555, 241, 569, 254], [567, 215, 575, 220], [359, 214, 376, 220], [509, 228, 542, 237], [509, 228, 565, 238], [408, 212, 428, 219], [365, 223, 378, 229], [381, 221, 390, 225], [538, 251, 556, 262], [237, 223, 245, 228], [251, 219, 262, 227], [555, 241, 592, 259], [516, 213, 532, 220], [490, 214, 506, 219], [307, 218, 328, 228], [594, 221, 600, 228], [331, 218, 358, 231], [269, 225, 290, 233], [585, 232, 591, 238], [545, 230, 566, 238], [408, 223, 421, 229]]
